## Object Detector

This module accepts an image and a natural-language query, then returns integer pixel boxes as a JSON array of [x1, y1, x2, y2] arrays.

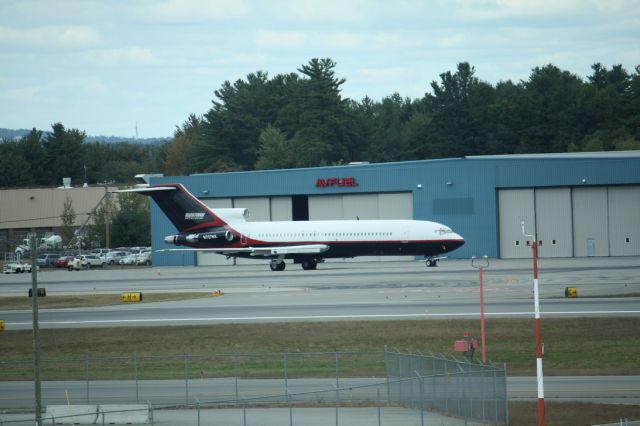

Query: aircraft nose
[[450, 233, 465, 249]]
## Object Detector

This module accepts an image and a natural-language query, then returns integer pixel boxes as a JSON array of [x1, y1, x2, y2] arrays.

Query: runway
[[1, 257, 639, 330]]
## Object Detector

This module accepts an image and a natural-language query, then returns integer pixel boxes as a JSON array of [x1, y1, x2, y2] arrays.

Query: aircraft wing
[[157, 244, 330, 258]]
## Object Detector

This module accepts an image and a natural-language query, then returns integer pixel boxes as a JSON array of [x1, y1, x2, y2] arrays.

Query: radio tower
[[135, 121, 138, 140]]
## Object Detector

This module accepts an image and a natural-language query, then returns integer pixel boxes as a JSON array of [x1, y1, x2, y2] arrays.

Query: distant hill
[[0, 128, 171, 145]]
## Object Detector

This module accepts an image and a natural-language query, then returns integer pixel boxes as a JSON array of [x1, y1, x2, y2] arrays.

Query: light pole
[[522, 220, 545, 426], [471, 255, 489, 364]]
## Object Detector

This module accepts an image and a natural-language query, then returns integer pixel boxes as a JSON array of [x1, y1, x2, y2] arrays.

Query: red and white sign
[[315, 177, 359, 188]]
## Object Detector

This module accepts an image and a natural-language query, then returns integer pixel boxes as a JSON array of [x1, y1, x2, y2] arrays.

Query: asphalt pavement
[[1, 257, 639, 329]]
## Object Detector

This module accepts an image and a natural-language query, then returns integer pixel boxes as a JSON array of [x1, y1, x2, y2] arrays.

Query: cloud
[[254, 30, 307, 48], [143, 0, 249, 22], [3, 86, 40, 101], [78, 47, 154, 65], [266, 0, 369, 23], [358, 67, 412, 79], [253, 30, 418, 51], [0, 25, 100, 48]]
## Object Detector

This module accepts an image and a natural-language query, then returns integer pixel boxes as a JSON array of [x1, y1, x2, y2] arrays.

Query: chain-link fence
[[1, 351, 507, 425], [385, 348, 508, 425]]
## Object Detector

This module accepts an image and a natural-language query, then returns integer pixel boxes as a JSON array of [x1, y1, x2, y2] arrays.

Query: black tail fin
[[124, 184, 226, 232]]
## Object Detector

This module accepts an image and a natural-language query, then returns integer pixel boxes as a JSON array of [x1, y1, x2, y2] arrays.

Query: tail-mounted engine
[[165, 229, 236, 245]]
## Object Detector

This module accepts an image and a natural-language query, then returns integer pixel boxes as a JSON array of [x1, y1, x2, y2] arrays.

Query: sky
[[1, 0, 639, 138]]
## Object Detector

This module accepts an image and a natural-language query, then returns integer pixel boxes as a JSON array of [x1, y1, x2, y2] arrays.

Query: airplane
[[122, 183, 465, 271]]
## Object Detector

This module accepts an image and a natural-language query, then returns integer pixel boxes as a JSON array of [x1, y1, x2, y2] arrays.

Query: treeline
[[166, 59, 640, 174], [0, 123, 165, 188], [2, 59, 639, 187]]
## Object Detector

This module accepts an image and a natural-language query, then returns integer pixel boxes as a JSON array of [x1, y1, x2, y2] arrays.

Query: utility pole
[[30, 234, 43, 426], [471, 255, 489, 364], [522, 221, 545, 426], [105, 187, 110, 249]]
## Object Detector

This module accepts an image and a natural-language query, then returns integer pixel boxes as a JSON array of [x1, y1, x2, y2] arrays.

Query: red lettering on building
[[315, 177, 359, 188]]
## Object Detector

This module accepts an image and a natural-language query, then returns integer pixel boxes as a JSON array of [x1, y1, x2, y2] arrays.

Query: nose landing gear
[[426, 257, 444, 267]]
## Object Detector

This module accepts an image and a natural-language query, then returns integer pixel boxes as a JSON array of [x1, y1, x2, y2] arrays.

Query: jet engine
[[164, 229, 235, 245]]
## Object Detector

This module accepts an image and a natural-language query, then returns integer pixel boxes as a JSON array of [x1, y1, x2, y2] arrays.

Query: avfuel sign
[[315, 177, 359, 188]]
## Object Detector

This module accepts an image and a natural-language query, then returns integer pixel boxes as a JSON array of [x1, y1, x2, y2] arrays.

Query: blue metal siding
[[150, 155, 640, 266]]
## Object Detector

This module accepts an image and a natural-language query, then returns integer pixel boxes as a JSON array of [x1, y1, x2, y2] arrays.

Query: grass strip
[[0, 292, 213, 310], [0, 317, 638, 380], [509, 401, 640, 426]]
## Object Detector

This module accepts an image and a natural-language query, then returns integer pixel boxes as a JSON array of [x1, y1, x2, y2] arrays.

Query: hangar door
[[499, 185, 640, 259], [608, 185, 640, 256], [572, 187, 609, 257], [499, 188, 573, 259], [498, 189, 535, 259], [308, 192, 413, 262]]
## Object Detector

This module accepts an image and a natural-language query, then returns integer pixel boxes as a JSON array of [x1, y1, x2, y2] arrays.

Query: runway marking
[[6, 310, 640, 327]]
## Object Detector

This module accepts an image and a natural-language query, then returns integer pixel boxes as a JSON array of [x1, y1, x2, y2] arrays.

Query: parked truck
[[3, 254, 36, 274]]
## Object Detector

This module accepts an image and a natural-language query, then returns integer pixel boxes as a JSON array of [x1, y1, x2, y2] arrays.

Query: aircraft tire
[[301, 259, 317, 270], [270, 261, 286, 272], [426, 259, 435, 267]]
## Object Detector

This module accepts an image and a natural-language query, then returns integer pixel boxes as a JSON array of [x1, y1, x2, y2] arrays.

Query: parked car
[[53, 255, 74, 268], [119, 254, 138, 265], [91, 248, 111, 263], [136, 251, 152, 266], [105, 250, 129, 265], [37, 253, 60, 267], [68, 254, 104, 270], [54, 255, 72, 268]]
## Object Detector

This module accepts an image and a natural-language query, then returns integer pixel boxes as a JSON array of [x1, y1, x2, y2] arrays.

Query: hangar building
[[0, 184, 115, 253], [149, 152, 640, 267]]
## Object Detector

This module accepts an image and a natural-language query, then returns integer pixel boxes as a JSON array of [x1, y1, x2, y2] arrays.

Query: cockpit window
[[437, 227, 454, 235]]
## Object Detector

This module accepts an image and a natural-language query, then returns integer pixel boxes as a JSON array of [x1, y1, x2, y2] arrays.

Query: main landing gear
[[425, 257, 439, 267], [301, 259, 317, 270], [270, 260, 286, 271], [269, 259, 318, 271]]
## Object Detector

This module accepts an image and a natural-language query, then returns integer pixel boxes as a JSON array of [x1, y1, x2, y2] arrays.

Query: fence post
[[409, 353, 415, 408], [415, 371, 424, 426], [384, 346, 390, 404], [335, 386, 340, 426], [397, 352, 403, 404], [432, 357, 437, 411], [503, 363, 509, 426], [288, 391, 293, 426], [335, 352, 339, 426], [458, 365, 468, 426], [134, 354, 139, 403], [147, 401, 154, 426], [85, 354, 90, 403], [195, 397, 200, 426], [493, 363, 498, 424], [444, 360, 449, 414], [283, 352, 288, 396], [234, 352, 239, 405], [377, 386, 381, 426], [243, 400, 247, 426], [335, 352, 340, 390], [184, 353, 189, 405]]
